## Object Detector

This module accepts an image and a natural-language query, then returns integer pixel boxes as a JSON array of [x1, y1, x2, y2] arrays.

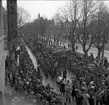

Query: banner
[[21, 38, 38, 70]]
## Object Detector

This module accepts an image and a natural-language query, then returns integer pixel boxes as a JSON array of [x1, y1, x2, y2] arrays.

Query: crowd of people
[[4, 34, 109, 105], [61, 51, 109, 105], [5, 37, 63, 105], [23, 35, 109, 105]]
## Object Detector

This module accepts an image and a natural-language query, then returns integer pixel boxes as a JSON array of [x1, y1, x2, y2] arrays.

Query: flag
[[21, 38, 38, 70], [25, 45, 38, 70]]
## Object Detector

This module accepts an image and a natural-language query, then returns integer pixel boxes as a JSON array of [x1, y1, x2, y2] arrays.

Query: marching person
[[60, 80, 66, 96], [71, 85, 76, 104], [104, 57, 108, 69], [76, 45, 78, 51], [63, 69, 67, 82], [65, 80, 72, 104]]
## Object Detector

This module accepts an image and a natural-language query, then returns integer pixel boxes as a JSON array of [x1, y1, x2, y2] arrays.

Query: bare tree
[[90, 2, 109, 61], [65, 0, 80, 51], [17, 7, 30, 28], [53, 13, 63, 25], [77, 0, 98, 58], [54, 0, 80, 51]]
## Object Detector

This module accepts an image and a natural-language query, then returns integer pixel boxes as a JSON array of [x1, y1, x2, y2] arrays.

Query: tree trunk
[[97, 48, 101, 61], [83, 47, 88, 59], [71, 41, 75, 52], [84, 51, 88, 59], [72, 43, 75, 51]]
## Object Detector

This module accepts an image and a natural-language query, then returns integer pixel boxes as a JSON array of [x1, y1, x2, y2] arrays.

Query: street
[[51, 39, 109, 60], [24, 42, 75, 105], [5, 39, 109, 105], [4, 41, 75, 105]]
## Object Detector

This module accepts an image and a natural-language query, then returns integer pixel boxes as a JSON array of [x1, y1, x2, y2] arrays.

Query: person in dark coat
[[63, 69, 67, 81], [71, 86, 76, 102], [76, 45, 78, 51], [64, 46, 66, 49], [104, 58, 108, 69], [102, 87, 109, 105], [60, 81, 65, 96], [5, 56, 8, 68], [75, 90, 83, 105], [88, 94, 94, 105]]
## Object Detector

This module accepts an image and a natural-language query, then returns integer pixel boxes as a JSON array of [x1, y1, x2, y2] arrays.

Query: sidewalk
[[54, 39, 109, 60]]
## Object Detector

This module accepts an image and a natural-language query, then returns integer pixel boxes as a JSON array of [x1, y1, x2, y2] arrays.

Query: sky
[[2, 0, 109, 21], [2, 0, 66, 21]]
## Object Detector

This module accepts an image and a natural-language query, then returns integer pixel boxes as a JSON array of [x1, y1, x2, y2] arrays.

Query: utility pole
[[7, 0, 17, 70]]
